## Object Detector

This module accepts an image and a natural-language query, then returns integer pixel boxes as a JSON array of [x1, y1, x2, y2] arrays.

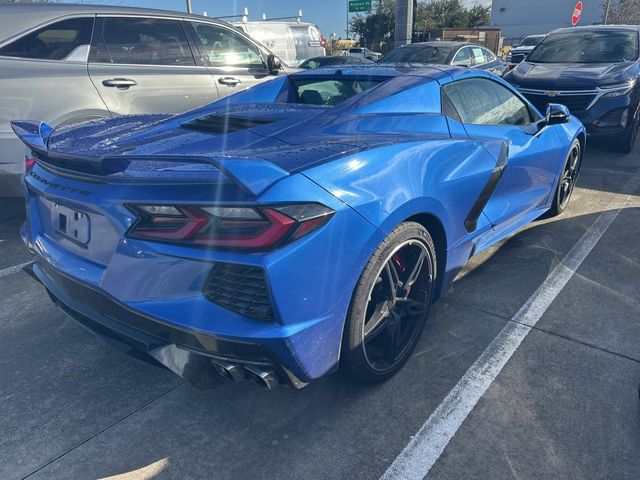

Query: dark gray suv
[[0, 4, 288, 195]]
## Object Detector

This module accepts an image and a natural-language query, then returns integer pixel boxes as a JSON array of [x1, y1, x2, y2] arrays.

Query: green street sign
[[349, 0, 372, 13]]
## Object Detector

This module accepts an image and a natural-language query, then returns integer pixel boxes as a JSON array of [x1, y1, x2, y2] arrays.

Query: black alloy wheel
[[343, 222, 437, 383], [558, 142, 581, 210], [548, 139, 582, 217]]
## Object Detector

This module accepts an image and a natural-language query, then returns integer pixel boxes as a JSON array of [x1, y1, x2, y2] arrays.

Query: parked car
[[505, 25, 640, 153], [234, 21, 325, 67], [379, 41, 507, 76], [298, 55, 374, 69], [506, 34, 546, 69], [343, 47, 382, 61], [14, 65, 584, 389], [0, 4, 290, 196]]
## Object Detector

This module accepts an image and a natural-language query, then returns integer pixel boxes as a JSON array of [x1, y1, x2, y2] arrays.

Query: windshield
[[290, 78, 383, 106], [379, 45, 454, 65], [518, 36, 544, 47], [527, 31, 639, 63]]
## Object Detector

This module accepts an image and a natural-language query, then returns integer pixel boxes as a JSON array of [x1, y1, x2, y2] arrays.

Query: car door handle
[[218, 77, 241, 86], [102, 78, 137, 89]]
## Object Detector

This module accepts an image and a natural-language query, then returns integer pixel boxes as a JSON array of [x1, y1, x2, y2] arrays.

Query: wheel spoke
[[400, 250, 427, 300], [384, 260, 402, 301], [397, 297, 428, 317], [383, 311, 402, 363], [570, 147, 579, 171], [364, 301, 391, 339]]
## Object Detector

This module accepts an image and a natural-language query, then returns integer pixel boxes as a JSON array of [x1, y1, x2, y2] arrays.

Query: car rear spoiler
[[10, 120, 289, 197]]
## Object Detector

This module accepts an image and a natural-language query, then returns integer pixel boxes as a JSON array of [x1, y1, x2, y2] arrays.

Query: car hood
[[509, 61, 635, 89]]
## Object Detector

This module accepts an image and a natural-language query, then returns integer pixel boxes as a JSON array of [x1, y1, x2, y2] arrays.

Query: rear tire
[[342, 222, 437, 384], [547, 139, 582, 218]]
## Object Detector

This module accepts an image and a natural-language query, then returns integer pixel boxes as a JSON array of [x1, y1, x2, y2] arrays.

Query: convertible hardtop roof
[[0, 4, 223, 43]]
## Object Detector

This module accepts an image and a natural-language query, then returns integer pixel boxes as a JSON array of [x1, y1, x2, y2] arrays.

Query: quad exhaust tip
[[210, 359, 280, 390], [243, 364, 279, 391], [211, 359, 245, 383]]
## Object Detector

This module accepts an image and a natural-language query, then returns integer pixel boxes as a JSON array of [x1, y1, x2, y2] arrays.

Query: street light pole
[[186, 0, 192, 14], [604, 0, 611, 25], [603, 0, 612, 25]]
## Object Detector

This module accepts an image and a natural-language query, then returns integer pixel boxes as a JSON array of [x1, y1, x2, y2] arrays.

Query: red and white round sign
[[572, 1, 583, 26]]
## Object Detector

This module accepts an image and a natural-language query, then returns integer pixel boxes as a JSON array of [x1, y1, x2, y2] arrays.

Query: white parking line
[[381, 175, 640, 480], [0, 261, 33, 279]]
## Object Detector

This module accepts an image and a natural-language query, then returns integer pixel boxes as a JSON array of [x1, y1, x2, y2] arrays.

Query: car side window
[[482, 48, 497, 63], [0, 17, 93, 61], [190, 22, 264, 68], [470, 47, 487, 66], [443, 78, 534, 126], [452, 47, 471, 66], [89, 17, 195, 66]]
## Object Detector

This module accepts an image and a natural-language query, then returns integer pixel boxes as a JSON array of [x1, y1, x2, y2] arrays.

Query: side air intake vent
[[203, 263, 274, 320], [182, 115, 274, 134]]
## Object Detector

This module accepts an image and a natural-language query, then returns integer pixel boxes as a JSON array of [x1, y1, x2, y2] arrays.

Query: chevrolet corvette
[[13, 65, 585, 389]]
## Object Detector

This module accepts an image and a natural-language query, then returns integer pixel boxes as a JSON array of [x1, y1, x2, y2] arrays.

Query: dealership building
[[491, 0, 605, 42]]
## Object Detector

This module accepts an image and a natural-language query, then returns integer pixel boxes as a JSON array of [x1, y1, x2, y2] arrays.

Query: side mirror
[[267, 54, 282, 75], [546, 103, 570, 125]]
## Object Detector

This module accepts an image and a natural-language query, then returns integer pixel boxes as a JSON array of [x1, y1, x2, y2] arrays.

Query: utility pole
[[186, 0, 192, 14], [603, 0, 612, 25], [394, 0, 414, 47]]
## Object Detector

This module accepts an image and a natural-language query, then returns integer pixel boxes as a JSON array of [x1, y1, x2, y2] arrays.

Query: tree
[[422, 0, 468, 29], [603, 0, 640, 25], [349, 0, 395, 50], [467, 5, 491, 27]]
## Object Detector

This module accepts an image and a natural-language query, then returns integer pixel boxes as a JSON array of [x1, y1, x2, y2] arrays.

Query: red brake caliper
[[391, 254, 407, 297]]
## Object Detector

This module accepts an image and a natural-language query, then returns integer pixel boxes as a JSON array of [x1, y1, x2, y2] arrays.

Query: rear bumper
[[20, 161, 382, 388], [26, 260, 308, 389]]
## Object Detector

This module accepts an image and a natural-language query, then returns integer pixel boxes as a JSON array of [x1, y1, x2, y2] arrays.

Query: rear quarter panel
[[302, 138, 500, 250]]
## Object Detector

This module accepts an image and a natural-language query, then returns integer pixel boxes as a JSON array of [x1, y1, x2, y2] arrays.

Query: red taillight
[[25, 153, 36, 172], [127, 203, 334, 250]]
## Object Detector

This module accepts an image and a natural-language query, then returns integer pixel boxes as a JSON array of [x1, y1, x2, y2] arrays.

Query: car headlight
[[600, 82, 635, 99]]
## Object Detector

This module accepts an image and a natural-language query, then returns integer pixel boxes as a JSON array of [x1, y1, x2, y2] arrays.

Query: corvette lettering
[[29, 171, 90, 196]]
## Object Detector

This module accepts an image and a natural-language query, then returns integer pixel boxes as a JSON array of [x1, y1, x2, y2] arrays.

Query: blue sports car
[[13, 65, 585, 390]]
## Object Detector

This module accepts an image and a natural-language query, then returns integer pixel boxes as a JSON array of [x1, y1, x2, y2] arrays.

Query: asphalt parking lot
[[1, 140, 640, 479]]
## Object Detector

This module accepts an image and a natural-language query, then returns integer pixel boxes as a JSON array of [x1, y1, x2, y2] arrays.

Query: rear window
[[379, 45, 454, 65], [291, 78, 382, 106], [0, 17, 93, 60], [527, 30, 640, 64]]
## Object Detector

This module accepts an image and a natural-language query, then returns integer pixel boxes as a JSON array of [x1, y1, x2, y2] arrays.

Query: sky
[[60, 0, 492, 39]]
